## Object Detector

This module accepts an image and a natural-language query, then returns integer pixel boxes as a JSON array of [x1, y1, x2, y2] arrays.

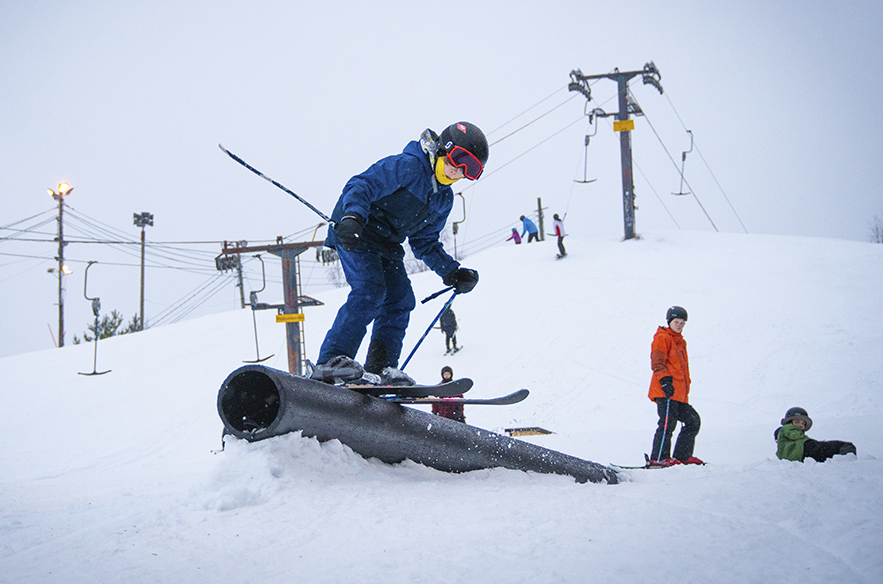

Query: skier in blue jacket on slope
[[311, 122, 488, 385], [520, 215, 539, 243]]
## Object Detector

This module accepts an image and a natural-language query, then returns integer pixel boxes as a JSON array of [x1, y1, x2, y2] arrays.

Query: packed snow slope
[[2, 230, 882, 584]]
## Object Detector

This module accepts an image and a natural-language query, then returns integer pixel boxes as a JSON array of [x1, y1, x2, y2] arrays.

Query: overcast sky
[[2, 1, 882, 358]]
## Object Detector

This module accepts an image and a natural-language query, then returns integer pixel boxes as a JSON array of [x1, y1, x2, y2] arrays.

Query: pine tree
[[73, 311, 141, 344]]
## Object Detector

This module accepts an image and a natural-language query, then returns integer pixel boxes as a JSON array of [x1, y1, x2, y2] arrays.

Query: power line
[[0, 216, 58, 243], [0, 208, 57, 230]]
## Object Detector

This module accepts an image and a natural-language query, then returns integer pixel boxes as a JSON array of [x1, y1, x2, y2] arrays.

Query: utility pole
[[133, 212, 154, 330], [568, 62, 663, 240], [536, 197, 548, 242], [48, 183, 73, 347]]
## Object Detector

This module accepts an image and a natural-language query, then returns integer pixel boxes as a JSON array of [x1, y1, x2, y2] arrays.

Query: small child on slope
[[775, 407, 856, 462]]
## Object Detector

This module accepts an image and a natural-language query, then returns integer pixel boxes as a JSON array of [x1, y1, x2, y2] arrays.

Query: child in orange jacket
[[648, 306, 703, 467]]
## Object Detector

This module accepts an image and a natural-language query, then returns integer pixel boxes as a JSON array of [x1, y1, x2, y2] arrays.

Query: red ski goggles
[[446, 146, 484, 180]]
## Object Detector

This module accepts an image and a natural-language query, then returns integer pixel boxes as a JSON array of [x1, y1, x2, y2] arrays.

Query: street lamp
[[48, 183, 74, 347]]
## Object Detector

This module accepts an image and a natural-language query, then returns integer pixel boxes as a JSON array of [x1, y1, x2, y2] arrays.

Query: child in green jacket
[[775, 407, 856, 462]]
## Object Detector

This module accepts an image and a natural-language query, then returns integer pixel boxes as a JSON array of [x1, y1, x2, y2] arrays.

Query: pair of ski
[[342, 378, 529, 406], [611, 454, 707, 470]]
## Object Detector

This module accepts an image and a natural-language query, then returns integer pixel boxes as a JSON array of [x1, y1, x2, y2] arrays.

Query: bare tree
[[870, 214, 883, 243]]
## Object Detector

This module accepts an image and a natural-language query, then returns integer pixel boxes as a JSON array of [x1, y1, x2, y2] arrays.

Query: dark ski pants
[[803, 439, 856, 462], [557, 235, 566, 256], [317, 248, 415, 372], [651, 398, 701, 461], [526, 232, 539, 243], [444, 331, 457, 351]]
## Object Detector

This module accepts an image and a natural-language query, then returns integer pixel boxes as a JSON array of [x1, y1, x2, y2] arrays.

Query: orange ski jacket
[[648, 326, 691, 403]]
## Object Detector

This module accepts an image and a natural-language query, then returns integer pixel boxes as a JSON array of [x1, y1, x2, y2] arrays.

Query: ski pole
[[656, 397, 671, 461], [219, 144, 333, 224], [400, 290, 458, 371], [420, 285, 454, 304]]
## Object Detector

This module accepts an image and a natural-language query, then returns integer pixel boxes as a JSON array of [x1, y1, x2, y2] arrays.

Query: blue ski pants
[[317, 247, 416, 371]]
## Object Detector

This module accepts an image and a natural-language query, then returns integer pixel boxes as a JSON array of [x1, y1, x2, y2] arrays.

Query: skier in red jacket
[[648, 306, 703, 467]]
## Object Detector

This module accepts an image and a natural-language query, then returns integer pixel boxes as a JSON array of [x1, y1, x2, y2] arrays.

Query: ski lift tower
[[218, 238, 324, 376], [568, 62, 663, 240]]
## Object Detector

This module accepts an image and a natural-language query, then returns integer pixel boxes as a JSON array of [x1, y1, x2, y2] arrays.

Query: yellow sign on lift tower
[[613, 119, 635, 132], [276, 313, 305, 323]]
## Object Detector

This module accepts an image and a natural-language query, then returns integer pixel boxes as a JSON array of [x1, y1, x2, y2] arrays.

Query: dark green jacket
[[776, 423, 809, 461]]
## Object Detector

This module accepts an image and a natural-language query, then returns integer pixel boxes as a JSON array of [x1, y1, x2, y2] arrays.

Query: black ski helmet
[[781, 407, 812, 430], [439, 122, 488, 176], [666, 306, 688, 324]]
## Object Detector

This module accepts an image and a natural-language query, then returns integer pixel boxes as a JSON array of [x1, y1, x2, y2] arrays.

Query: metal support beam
[[568, 63, 663, 240], [616, 75, 637, 240], [219, 240, 324, 376]]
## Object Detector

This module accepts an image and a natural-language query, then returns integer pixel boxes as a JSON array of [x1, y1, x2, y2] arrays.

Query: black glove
[[443, 267, 479, 294], [335, 213, 364, 252], [659, 376, 675, 398]]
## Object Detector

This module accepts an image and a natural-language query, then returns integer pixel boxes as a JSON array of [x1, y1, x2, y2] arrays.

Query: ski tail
[[388, 389, 528, 406]]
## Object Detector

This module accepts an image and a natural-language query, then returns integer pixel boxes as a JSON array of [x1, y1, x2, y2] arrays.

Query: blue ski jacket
[[521, 217, 538, 237], [325, 140, 459, 278]]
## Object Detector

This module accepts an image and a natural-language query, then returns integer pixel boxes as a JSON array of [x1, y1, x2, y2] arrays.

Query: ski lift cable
[[630, 92, 719, 232], [632, 159, 682, 230], [458, 115, 586, 195], [487, 85, 569, 136], [488, 94, 581, 147], [164, 276, 234, 325], [663, 92, 749, 234], [150, 272, 231, 326]]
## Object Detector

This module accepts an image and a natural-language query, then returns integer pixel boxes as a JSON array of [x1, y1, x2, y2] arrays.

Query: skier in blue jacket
[[312, 122, 488, 385], [520, 215, 539, 243]]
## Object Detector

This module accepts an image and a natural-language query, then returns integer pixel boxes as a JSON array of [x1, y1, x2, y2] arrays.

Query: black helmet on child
[[666, 306, 688, 324], [781, 407, 812, 431], [439, 122, 488, 180]]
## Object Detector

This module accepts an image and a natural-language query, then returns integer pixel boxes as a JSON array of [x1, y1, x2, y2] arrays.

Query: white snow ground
[[1, 230, 882, 584]]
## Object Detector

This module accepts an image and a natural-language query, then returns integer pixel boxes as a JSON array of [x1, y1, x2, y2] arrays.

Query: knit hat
[[781, 406, 813, 431]]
